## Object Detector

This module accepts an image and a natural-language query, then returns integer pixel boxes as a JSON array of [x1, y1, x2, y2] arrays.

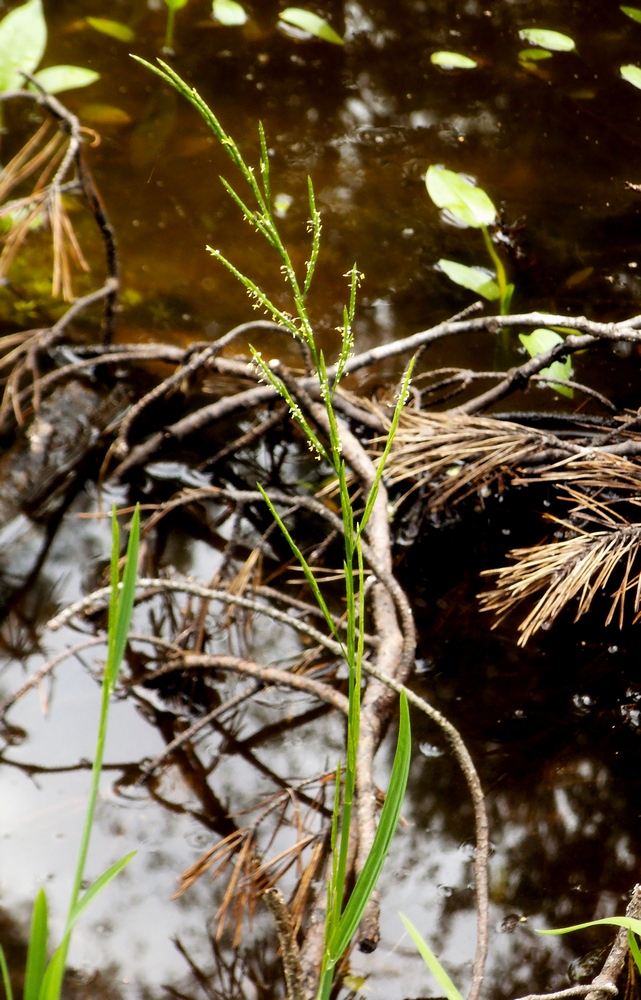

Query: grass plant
[[132, 56, 412, 1000], [0, 505, 140, 1000]]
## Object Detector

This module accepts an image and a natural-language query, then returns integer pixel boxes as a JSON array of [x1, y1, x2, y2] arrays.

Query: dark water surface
[[1, 1, 641, 999]]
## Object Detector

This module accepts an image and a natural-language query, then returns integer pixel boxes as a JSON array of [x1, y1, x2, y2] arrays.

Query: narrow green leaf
[[518, 47, 553, 61], [327, 692, 411, 961], [426, 166, 496, 229], [400, 914, 465, 1000], [628, 929, 641, 976], [213, 0, 247, 25], [437, 259, 500, 300], [279, 8, 344, 45], [86, 17, 135, 42], [0, 945, 13, 1000], [109, 505, 140, 689], [24, 889, 48, 1000], [538, 916, 641, 937], [621, 6, 641, 23], [621, 64, 641, 89], [518, 28, 576, 52], [0, 0, 47, 93], [430, 51, 477, 69], [33, 66, 99, 95], [38, 935, 68, 1000], [68, 853, 136, 931]]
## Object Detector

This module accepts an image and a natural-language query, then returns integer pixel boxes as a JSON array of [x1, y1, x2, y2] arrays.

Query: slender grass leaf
[[621, 64, 641, 89], [437, 259, 500, 300], [67, 853, 136, 932], [109, 505, 140, 690], [430, 51, 477, 69], [0, 0, 47, 93], [518, 28, 576, 52], [279, 8, 344, 45], [426, 166, 496, 229], [518, 48, 553, 61], [86, 17, 135, 41], [538, 916, 641, 937], [24, 889, 48, 1000], [33, 66, 99, 94], [213, 0, 247, 25], [621, 6, 641, 23], [38, 934, 69, 1000], [400, 914, 465, 1000], [629, 929, 641, 976], [0, 945, 13, 1000], [327, 692, 411, 962]]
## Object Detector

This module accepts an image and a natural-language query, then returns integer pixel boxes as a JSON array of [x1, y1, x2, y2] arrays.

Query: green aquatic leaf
[[426, 165, 497, 229], [621, 64, 641, 89], [279, 8, 344, 45], [0, 0, 47, 93], [539, 916, 641, 937], [621, 6, 641, 23], [518, 28, 576, 51], [430, 51, 477, 69], [213, 0, 247, 25], [400, 914, 465, 1000], [24, 889, 48, 1000], [86, 17, 135, 41], [437, 259, 500, 300], [519, 328, 573, 397], [164, 0, 190, 9], [33, 65, 99, 94], [518, 47, 553, 61]]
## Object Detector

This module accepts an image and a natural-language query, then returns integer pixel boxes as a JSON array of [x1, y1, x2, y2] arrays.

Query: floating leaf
[[621, 6, 641, 23], [212, 0, 247, 25], [279, 8, 344, 45], [518, 47, 553, 61], [519, 328, 573, 397], [426, 165, 496, 229], [437, 259, 500, 300], [33, 65, 99, 94], [0, 0, 47, 93], [621, 64, 641, 90], [78, 103, 132, 125], [430, 51, 477, 69], [86, 17, 135, 41], [518, 28, 576, 52]]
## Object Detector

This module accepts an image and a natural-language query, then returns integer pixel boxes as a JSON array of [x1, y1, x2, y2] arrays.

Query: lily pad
[[518, 28, 576, 52], [430, 51, 477, 70], [33, 65, 99, 95], [518, 48, 553, 61], [279, 8, 344, 45], [426, 166, 496, 229]]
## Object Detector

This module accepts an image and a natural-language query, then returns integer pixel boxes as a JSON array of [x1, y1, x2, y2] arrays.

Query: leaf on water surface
[[279, 8, 344, 45], [518, 28, 576, 52], [621, 6, 641, 23], [518, 47, 553, 61], [77, 103, 133, 125], [621, 64, 641, 90], [437, 259, 500, 300], [426, 165, 497, 229], [519, 328, 573, 398], [213, 0, 248, 25], [86, 17, 135, 42], [430, 51, 477, 69], [33, 65, 99, 94], [0, 0, 47, 94]]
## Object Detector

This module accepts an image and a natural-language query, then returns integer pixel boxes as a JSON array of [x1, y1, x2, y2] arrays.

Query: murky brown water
[[1, 1, 641, 999]]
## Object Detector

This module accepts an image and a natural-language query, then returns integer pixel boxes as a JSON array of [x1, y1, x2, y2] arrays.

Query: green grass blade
[[629, 929, 641, 976], [68, 852, 136, 930], [109, 505, 140, 689], [400, 913, 465, 1000], [24, 888, 48, 1000], [327, 691, 411, 961], [38, 932, 69, 1000], [0, 945, 13, 1000], [538, 916, 641, 937]]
